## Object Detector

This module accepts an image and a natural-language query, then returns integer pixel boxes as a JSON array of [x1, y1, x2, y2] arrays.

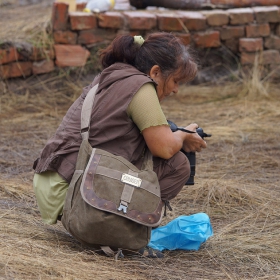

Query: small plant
[[238, 53, 270, 100]]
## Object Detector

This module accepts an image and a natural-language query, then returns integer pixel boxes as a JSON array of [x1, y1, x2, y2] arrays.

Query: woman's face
[[149, 65, 180, 102]]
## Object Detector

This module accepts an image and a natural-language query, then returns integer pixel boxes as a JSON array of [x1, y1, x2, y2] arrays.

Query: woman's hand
[[181, 123, 207, 153]]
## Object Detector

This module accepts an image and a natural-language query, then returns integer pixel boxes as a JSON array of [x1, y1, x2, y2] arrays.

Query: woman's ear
[[149, 65, 161, 80]]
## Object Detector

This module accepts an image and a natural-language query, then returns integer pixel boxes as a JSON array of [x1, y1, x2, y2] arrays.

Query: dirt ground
[[0, 1, 53, 44], [1, 68, 280, 279], [1, 1, 280, 280]]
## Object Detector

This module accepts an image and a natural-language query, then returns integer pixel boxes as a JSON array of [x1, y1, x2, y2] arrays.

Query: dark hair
[[99, 32, 197, 83]]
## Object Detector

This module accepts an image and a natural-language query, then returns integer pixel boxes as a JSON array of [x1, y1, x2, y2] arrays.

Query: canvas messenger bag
[[61, 84, 163, 252]]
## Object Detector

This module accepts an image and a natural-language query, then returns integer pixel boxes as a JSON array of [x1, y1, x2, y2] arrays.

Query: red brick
[[264, 35, 280, 49], [240, 52, 258, 65], [239, 38, 263, 52], [177, 11, 207, 31], [32, 60, 55, 75], [224, 38, 239, 53], [252, 6, 280, 23], [276, 24, 280, 36], [269, 63, 280, 79], [54, 44, 90, 67], [116, 30, 146, 40], [123, 11, 157, 30], [193, 31, 221, 48], [220, 26, 245, 40], [31, 47, 55, 61], [240, 50, 280, 65], [52, 2, 69, 31], [202, 10, 229, 26], [69, 12, 97, 30], [262, 49, 280, 64], [0, 47, 19, 65], [246, 23, 270, 37], [157, 13, 184, 31], [98, 11, 124, 29], [228, 8, 254, 25], [78, 29, 116, 46], [0, 61, 32, 79], [76, 2, 86, 11], [176, 33, 191, 45], [53, 30, 78, 44], [211, 0, 280, 8], [15, 44, 54, 62]]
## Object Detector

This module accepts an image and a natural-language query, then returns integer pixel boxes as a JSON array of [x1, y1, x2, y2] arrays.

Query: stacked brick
[[0, 44, 55, 79], [1, 2, 280, 79], [210, 0, 280, 8], [129, 0, 280, 10]]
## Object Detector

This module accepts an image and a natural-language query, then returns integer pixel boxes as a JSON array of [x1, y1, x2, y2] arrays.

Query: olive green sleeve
[[127, 83, 169, 132]]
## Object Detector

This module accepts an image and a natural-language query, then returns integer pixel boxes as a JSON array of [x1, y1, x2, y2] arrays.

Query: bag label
[[121, 173, 142, 188]]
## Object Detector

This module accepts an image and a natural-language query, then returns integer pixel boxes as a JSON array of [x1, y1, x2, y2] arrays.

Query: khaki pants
[[154, 151, 190, 201]]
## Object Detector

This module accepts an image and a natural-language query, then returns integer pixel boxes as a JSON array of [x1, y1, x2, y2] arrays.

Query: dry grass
[[0, 63, 280, 279], [1, 2, 280, 278], [0, 1, 53, 44]]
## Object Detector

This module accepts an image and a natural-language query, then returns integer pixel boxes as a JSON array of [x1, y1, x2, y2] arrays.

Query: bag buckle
[[117, 202, 128, 214]]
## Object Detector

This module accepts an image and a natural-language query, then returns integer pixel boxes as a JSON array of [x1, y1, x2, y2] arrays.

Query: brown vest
[[34, 63, 156, 182]]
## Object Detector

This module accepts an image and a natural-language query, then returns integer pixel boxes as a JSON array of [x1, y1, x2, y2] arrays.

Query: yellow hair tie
[[134, 35, 145, 46]]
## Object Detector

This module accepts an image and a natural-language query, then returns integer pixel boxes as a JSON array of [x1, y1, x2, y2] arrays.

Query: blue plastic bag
[[148, 213, 213, 251]]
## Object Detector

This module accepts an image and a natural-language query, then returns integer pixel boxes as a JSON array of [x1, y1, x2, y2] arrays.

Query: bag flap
[[80, 148, 163, 227]]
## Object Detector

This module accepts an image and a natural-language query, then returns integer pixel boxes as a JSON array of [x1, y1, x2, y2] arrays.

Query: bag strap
[[80, 82, 153, 170], [80, 84, 99, 141]]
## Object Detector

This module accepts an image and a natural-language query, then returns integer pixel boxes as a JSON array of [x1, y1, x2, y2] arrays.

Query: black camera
[[168, 120, 211, 185]]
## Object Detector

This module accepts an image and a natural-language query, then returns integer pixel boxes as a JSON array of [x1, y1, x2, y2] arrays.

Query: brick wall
[[130, 0, 280, 9], [1, 2, 280, 80]]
